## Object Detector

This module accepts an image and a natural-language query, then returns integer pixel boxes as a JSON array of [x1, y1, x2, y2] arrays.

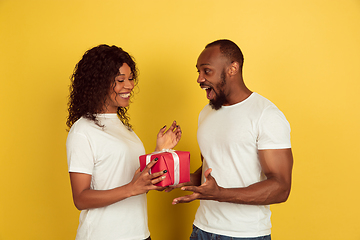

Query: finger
[[172, 194, 198, 205], [151, 174, 166, 184], [175, 124, 181, 133], [172, 182, 186, 188], [173, 126, 182, 136], [144, 157, 159, 171], [204, 168, 212, 179], [181, 185, 200, 193], [176, 130, 182, 141], [155, 186, 167, 191], [164, 187, 174, 192], [164, 182, 185, 192], [149, 169, 167, 179], [134, 167, 141, 175], [167, 121, 177, 132]]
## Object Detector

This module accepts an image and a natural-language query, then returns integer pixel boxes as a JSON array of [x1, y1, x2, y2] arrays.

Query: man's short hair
[[206, 39, 244, 68]]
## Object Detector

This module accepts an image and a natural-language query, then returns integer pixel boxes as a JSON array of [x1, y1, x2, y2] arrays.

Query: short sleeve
[[66, 131, 94, 175], [257, 106, 291, 150]]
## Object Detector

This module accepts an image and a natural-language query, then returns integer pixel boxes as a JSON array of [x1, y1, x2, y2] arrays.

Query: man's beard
[[209, 70, 227, 110]]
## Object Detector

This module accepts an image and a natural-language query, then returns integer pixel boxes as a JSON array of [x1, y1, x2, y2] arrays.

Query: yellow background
[[1, 0, 359, 239]]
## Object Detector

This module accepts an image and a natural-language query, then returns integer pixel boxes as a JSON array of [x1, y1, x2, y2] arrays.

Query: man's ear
[[228, 61, 240, 76]]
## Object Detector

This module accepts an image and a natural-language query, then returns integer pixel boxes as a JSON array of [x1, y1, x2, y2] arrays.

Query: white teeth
[[119, 93, 130, 98], [202, 87, 210, 90]]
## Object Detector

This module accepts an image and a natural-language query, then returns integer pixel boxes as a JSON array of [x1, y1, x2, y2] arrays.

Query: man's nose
[[197, 74, 205, 83]]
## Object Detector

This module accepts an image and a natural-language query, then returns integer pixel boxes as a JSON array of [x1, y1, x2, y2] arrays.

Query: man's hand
[[172, 168, 221, 204], [165, 165, 202, 192]]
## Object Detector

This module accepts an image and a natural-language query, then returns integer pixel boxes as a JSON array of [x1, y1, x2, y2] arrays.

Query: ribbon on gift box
[[145, 149, 180, 186]]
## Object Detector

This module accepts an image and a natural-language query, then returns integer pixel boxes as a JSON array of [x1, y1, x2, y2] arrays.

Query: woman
[[66, 44, 181, 240]]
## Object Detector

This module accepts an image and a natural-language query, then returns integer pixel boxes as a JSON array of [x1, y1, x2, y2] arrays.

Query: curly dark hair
[[66, 44, 139, 130]]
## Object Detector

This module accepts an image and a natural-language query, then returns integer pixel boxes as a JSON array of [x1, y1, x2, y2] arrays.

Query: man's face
[[196, 46, 229, 110]]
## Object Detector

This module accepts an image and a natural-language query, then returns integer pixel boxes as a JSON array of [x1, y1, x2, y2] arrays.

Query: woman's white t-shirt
[[66, 114, 149, 240]]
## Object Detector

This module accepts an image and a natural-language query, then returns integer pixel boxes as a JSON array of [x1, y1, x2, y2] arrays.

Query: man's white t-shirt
[[66, 114, 149, 240], [194, 93, 291, 238]]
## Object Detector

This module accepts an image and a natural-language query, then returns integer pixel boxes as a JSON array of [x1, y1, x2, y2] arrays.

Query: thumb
[[204, 168, 212, 180]]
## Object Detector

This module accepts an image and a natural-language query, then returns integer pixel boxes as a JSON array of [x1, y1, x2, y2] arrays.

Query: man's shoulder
[[251, 92, 274, 105], [248, 92, 280, 112]]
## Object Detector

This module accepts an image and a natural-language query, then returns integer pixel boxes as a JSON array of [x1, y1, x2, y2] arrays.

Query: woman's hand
[[155, 121, 182, 151], [128, 158, 167, 196]]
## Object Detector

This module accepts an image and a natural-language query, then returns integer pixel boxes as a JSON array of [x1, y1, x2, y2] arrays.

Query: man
[[172, 39, 293, 240]]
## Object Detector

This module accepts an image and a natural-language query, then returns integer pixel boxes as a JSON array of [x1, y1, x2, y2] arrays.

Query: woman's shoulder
[[69, 117, 96, 134]]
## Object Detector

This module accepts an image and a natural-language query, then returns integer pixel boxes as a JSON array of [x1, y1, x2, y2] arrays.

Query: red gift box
[[139, 150, 190, 187]]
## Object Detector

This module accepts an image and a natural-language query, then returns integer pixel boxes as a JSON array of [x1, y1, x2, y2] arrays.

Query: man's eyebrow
[[196, 63, 210, 68]]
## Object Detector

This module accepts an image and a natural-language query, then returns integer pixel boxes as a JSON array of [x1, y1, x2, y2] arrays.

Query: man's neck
[[224, 81, 252, 106]]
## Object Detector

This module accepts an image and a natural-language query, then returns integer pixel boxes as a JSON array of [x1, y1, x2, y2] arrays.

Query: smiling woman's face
[[103, 63, 134, 113]]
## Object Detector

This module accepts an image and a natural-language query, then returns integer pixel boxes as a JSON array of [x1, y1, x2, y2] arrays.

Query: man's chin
[[208, 89, 227, 110], [209, 99, 223, 110]]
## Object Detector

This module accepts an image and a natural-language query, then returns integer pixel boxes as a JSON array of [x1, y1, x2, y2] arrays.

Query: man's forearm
[[217, 177, 291, 205]]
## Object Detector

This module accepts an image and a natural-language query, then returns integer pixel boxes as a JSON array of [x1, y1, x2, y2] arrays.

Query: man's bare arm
[[173, 148, 293, 205]]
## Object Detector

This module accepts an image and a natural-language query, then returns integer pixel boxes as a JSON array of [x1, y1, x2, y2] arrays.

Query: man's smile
[[200, 84, 215, 100]]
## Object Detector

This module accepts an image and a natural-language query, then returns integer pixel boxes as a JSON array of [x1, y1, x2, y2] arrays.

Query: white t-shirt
[[194, 93, 291, 238], [66, 114, 149, 240]]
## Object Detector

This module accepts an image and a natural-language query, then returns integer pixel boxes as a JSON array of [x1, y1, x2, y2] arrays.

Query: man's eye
[[204, 69, 211, 74]]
